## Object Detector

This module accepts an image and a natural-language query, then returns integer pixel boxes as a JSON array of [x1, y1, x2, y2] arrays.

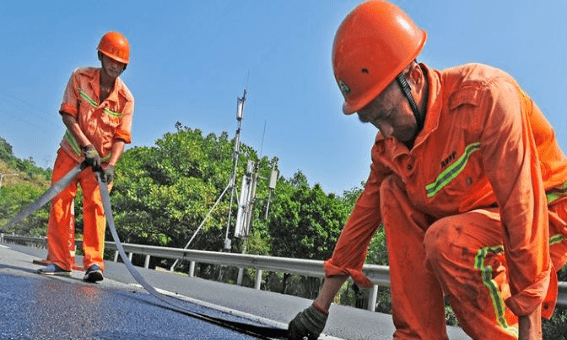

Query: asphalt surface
[[0, 242, 472, 340]]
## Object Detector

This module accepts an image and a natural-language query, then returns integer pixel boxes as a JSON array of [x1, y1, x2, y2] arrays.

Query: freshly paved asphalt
[[0, 242, 472, 340]]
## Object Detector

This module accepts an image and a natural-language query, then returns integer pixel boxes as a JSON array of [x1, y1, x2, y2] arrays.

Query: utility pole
[[169, 89, 246, 272], [223, 89, 246, 251], [233, 158, 278, 285]]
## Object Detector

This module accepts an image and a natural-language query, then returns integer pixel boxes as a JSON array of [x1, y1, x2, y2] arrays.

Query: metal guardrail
[[2, 233, 566, 311]]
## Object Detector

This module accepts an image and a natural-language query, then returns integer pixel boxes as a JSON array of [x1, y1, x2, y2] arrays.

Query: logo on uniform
[[338, 80, 351, 97]]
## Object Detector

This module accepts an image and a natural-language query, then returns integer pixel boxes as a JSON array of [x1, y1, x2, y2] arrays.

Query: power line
[[0, 91, 60, 129], [0, 109, 52, 130]]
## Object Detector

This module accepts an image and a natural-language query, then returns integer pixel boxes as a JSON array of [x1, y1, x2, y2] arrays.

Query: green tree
[[109, 126, 273, 258], [0, 183, 50, 235], [0, 137, 14, 162], [0, 137, 50, 182], [265, 171, 355, 297], [268, 171, 349, 260], [0, 136, 51, 235]]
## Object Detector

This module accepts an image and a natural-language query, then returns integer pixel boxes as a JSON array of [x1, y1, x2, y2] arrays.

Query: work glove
[[82, 145, 101, 171], [100, 165, 115, 184], [287, 303, 328, 340]]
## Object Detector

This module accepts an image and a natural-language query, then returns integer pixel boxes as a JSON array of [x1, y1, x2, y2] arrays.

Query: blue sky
[[1, 1, 566, 195]]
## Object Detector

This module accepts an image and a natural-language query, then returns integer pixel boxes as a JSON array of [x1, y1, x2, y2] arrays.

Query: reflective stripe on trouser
[[423, 199, 567, 340], [381, 175, 567, 340], [422, 208, 521, 339], [47, 149, 110, 272]]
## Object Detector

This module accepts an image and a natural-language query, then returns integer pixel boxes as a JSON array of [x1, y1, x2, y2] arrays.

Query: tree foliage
[[268, 171, 352, 260], [0, 183, 50, 235], [0, 137, 50, 182], [105, 123, 359, 263], [0, 138, 51, 234], [111, 126, 234, 250]]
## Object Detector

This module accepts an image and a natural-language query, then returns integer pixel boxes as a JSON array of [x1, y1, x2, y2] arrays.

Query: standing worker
[[288, 1, 567, 339], [37, 31, 134, 283]]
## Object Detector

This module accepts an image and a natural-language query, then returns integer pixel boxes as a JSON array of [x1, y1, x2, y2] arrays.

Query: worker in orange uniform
[[288, 1, 567, 339], [37, 31, 134, 283]]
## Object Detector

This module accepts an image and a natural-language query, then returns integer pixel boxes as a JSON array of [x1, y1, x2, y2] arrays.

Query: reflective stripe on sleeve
[[64, 130, 82, 156], [63, 129, 111, 162]]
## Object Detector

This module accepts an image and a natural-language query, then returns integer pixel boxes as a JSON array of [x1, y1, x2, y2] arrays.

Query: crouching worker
[[288, 1, 567, 339]]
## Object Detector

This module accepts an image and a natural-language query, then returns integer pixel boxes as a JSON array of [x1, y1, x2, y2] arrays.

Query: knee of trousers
[[423, 217, 463, 267]]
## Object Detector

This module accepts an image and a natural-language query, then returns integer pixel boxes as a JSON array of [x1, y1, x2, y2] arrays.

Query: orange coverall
[[47, 67, 134, 272], [325, 63, 567, 339]]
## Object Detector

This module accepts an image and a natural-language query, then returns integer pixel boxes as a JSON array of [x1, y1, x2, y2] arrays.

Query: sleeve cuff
[[59, 105, 77, 118], [505, 269, 551, 317], [324, 259, 374, 288], [114, 130, 131, 144]]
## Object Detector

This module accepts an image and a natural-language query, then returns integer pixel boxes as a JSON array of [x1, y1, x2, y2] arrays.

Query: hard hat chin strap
[[396, 73, 424, 132]]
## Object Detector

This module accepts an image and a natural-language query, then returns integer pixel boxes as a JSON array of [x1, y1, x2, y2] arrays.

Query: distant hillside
[[0, 137, 51, 189]]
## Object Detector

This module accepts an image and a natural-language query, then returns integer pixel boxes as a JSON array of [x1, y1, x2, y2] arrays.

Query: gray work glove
[[288, 304, 328, 340], [100, 165, 115, 184], [82, 145, 101, 171]]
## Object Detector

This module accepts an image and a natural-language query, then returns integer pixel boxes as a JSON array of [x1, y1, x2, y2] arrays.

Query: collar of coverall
[[80, 68, 125, 104]]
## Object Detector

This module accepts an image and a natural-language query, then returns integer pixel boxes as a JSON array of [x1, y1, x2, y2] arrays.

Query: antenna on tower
[[259, 120, 267, 158]]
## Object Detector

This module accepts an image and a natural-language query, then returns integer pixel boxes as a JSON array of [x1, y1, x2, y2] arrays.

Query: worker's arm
[[480, 80, 549, 338], [62, 113, 91, 148], [101, 92, 132, 182], [519, 307, 542, 340], [108, 140, 125, 166], [315, 275, 348, 311], [288, 142, 389, 339], [323, 138, 390, 288]]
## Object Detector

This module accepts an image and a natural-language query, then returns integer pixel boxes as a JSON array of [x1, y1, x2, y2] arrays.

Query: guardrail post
[[367, 285, 378, 312], [144, 255, 151, 269], [0, 233, 4, 243], [128, 252, 133, 262], [558, 282, 567, 308], [114, 251, 119, 262], [237, 268, 244, 285], [189, 261, 195, 277], [254, 269, 262, 290]]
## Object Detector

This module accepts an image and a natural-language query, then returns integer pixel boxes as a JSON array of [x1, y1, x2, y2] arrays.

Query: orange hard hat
[[332, 0, 426, 114], [97, 31, 130, 64]]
